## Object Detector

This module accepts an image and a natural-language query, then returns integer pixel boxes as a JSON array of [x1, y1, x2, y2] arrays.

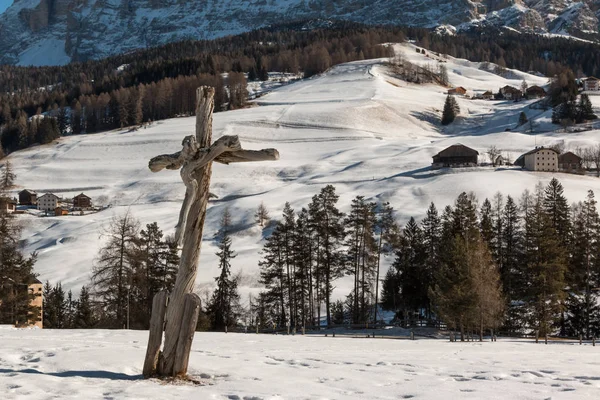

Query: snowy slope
[[4, 43, 600, 301], [1, 327, 599, 399]]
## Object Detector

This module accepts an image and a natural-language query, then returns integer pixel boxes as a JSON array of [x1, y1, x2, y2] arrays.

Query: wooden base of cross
[[142, 87, 279, 378]]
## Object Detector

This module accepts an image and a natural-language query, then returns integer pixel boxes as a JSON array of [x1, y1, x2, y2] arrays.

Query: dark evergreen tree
[[310, 185, 345, 326], [567, 191, 600, 338], [74, 286, 96, 328], [518, 111, 528, 126], [259, 222, 288, 327], [577, 94, 597, 123], [207, 209, 240, 331], [441, 95, 459, 125]]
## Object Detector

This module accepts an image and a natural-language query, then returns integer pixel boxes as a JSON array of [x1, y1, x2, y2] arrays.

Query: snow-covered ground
[[4, 43, 600, 301], [0, 326, 598, 399]]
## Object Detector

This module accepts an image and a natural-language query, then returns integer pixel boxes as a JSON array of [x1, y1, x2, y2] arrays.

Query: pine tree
[[518, 111, 528, 126], [310, 185, 345, 326], [577, 94, 597, 123], [568, 191, 600, 338], [524, 187, 567, 336], [208, 209, 240, 331], [74, 286, 96, 328], [281, 202, 297, 328], [373, 201, 400, 323], [255, 201, 270, 227], [259, 222, 288, 327], [345, 196, 377, 323], [421, 202, 441, 319], [0, 160, 16, 191], [57, 107, 69, 135], [381, 268, 401, 315], [395, 217, 427, 320], [502, 195, 524, 333], [441, 95, 459, 125], [91, 212, 139, 328], [479, 198, 494, 247], [293, 208, 313, 328]]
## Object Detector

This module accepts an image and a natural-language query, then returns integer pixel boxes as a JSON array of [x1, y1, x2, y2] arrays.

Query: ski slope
[[0, 327, 598, 400], [4, 43, 600, 300]]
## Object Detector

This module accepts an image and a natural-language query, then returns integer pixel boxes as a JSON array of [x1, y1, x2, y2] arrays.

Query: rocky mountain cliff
[[0, 0, 599, 66]]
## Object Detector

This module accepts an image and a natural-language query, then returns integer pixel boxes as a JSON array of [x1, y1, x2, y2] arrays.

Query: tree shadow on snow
[[0, 368, 142, 381]]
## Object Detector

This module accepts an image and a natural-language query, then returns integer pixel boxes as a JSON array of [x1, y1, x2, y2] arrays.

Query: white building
[[37, 193, 59, 213], [583, 77, 600, 92], [516, 147, 559, 172]]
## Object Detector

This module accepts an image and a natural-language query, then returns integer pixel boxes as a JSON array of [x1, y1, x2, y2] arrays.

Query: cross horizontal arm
[[214, 148, 280, 165], [148, 135, 279, 173]]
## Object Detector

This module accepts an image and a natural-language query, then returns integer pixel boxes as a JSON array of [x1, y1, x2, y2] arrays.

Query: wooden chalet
[[558, 152, 582, 172], [499, 85, 522, 100], [18, 189, 37, 206], [73, 193, 92, 209], [432, 144, 479, 169], [448, 87, 467, 96], [525, 85, 546, 99], [0, 197, 17, 213], [481, 91, 494, 100]]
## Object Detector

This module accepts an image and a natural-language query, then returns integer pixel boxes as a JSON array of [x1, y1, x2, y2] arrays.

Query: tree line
[[383, 179, 600, 340], [25, 179, 600, 341], [252, 180, 600, 341]]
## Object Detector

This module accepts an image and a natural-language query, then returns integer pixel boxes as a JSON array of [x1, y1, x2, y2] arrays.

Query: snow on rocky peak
[[0, 0, 599, 66]]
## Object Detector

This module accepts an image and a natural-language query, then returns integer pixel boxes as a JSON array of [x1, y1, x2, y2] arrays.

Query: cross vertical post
[[143, 87, 279, 378]]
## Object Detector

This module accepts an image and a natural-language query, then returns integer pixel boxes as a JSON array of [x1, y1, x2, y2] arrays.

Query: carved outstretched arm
[[149, 134, 279, 245]]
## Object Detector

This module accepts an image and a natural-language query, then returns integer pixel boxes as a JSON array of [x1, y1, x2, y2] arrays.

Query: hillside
[[1, 0, 600, 65], [4, 43, 600, 300]]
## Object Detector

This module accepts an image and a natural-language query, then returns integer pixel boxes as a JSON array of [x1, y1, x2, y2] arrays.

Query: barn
[[432, 144, 479, 169]]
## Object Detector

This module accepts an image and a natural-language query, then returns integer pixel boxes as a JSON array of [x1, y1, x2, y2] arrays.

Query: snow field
[[0, 327, 599, 400]]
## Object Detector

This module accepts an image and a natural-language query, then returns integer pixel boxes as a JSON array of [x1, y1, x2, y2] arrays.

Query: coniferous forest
[[36, 178, 600, 342], [3, 22, 600, 157]]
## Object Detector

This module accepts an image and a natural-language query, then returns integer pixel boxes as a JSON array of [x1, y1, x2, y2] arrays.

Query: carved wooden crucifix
[[143, 87, 279, 378]]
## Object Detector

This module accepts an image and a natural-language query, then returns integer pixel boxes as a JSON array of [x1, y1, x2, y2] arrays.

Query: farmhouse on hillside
[[73, 193, 92, 209], [499, 85, 522, 100], [18, 189, 37, 206], [481, 91, 494, 100], [432, 144, 479, 169], [37, 193, 59, 213], [514, 147, 558, 172], [448, 87, 467, 96], [583, 77, 600, 92], [0, 277, 43, 328], [525, 85, 546, 99], [0, 197, 17, 213], [558, 152, 582, 172]]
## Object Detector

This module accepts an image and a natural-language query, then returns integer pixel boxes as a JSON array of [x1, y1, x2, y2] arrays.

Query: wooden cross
[[143, 87, 279, 378]]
